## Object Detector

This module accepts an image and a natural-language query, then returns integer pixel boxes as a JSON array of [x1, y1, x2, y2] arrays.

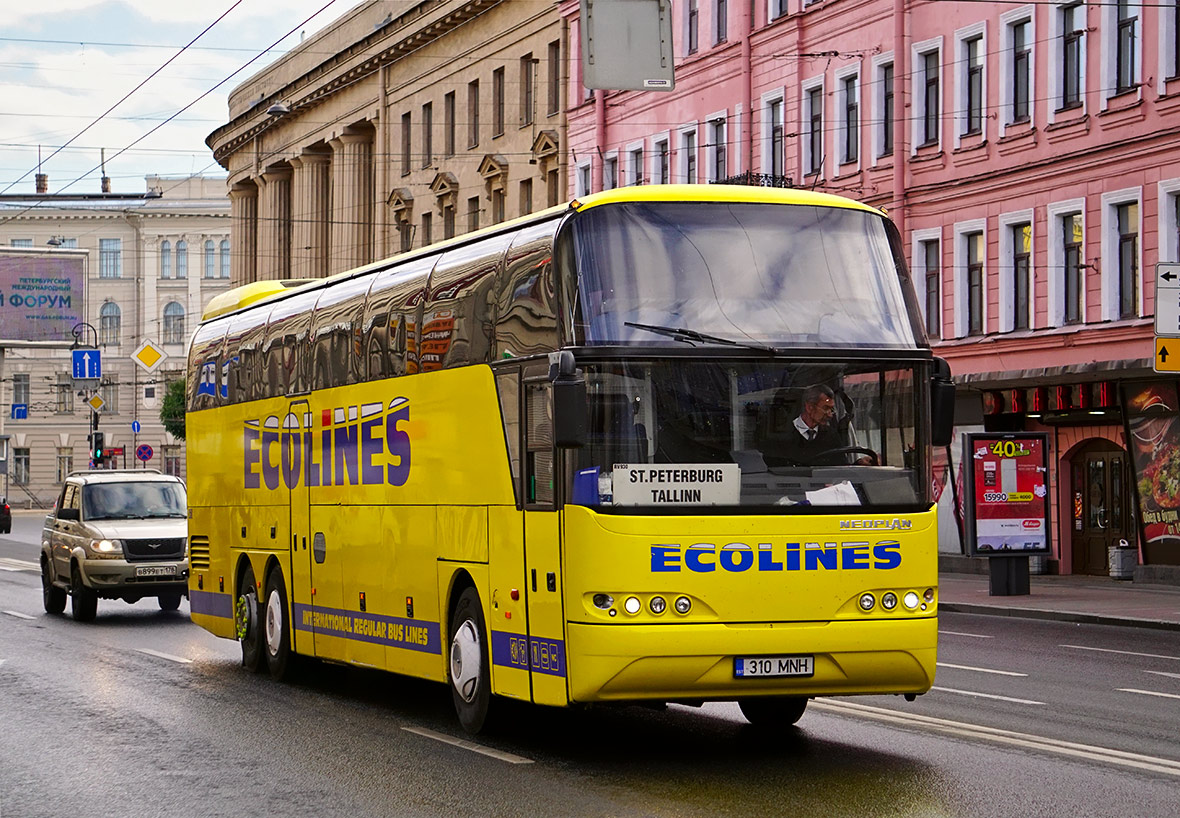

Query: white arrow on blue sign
[[131, 420, 141, 434], [71, 348, 102, 379]]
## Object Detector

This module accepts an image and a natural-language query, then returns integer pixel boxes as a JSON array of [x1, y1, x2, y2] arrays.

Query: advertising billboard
[[962, 432, 1051, 556], [1123, 380, 1180, 559], [0, 249, 86, 342]]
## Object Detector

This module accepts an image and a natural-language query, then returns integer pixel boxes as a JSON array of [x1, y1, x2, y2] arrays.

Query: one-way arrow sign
[[1156, 338, 1180, 372], [71, 348, 101, 380]]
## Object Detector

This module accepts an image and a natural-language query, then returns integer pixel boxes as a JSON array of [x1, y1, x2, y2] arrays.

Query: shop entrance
[[1069, 441, 1131, 576]]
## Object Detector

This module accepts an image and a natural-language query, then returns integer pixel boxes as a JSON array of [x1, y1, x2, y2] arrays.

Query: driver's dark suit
[[778, 421, 848, 466]]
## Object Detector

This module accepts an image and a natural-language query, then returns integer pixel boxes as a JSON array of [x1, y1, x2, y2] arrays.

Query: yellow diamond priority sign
[[86, 394, 106, 413], [132, 339, 167, 373]]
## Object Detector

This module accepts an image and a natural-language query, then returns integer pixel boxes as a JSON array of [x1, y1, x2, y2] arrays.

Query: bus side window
[[525, 381, 555, 507], [495, 370, 522, 505]]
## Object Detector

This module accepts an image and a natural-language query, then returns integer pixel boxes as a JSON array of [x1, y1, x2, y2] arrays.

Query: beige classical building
[[0, 175, 232, 506], [208, 0, 568, 286]]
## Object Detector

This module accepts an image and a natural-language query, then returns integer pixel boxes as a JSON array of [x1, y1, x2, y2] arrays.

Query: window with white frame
[[1053, 3, 1085, 114], [163, 301, 186, 344], [1107, 0, 1140, 96], [912, 228, 942, 339], [204, 240, 215, 278], [576, 161, 592, 196], [802, 79, 824, 177], [837, 72, 859, 166], [55, 373, 74, 414], [1100, 189, 1141, 321], [10, 239, 31, 247], [1003, 11, 1033, 125], [176, 240, 188, 279], [715, 0, 727, 44], [627, 143, 645, 186], [686, 0, 699, 55], [13, 448, 29, 485], [652, 137, 670, 184], [99, 238, 122, 278], [160, 240, 172, 278], [913, 39, 942, 149], [873, 56, 894, 159], [13, 372, 30, 407], [680, 125, 698, 183], [56, 449, 74, 484], [999, 212, 1034, 332], [770, 0, 788, 21], [1166, 1, 1180, 80], [99, 301, 121, 346], [1046, 200, 1085, 327], [955, 25, 986, 140], [603, 153, 618, 190], [220, 239, 230, 277], [953, 219, 986, 337], [99, 377, 118, 415], [1158, 179, 1180, 264], [762, 93, 785, 177], [707, 115, 727, 181]]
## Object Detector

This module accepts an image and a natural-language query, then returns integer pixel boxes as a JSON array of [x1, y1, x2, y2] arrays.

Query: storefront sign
[[1123, 381, 1180, 549], [962, 432, 1051, 556]]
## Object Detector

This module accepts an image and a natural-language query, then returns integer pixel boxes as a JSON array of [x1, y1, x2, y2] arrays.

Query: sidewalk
[[939, 572, 1180, 630]]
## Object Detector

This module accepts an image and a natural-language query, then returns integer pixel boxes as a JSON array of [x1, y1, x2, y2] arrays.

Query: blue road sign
[[136, 444, 154, 462], [71, 348, 101, 379], [131, 420, 141, 434], [10, 403, 27, 420]]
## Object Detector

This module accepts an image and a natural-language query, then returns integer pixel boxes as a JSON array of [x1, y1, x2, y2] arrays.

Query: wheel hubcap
[[450, 620, 481, 703], [235, 591, 256, 641], [265, 590, 283, 657]]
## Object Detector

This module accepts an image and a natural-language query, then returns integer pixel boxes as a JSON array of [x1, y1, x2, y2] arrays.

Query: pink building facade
[[560, 0, 1180, 580]]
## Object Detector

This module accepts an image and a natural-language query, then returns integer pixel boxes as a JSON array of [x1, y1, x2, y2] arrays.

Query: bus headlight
[[882, 592, 898, 611], [903, 591, 920, 610], [592, 593, 614, 610], [624, 596, 641, 614], [649, 596, 666, 615], [674, 596, 692, 614], [858, 593, 875, 612]]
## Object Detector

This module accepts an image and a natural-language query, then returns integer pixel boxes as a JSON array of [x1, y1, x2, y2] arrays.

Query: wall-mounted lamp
[[267, 102, 291, 116], [46, 236, 63, 247]]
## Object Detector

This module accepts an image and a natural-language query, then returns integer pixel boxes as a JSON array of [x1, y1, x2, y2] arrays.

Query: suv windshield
[[82, 482, 187, 521], [568, 359, 927, 510]]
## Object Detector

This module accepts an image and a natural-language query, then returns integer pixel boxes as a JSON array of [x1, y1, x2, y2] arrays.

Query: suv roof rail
[[67, 468, 165, 476]]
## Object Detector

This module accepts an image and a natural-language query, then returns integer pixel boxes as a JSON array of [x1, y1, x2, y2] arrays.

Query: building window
[[604, 155, 618, 190], [160, 240, 172, 278], [1117, 201, 1139, 318], [99, 238, 122, 278], [880, 62, 894, 155], [492, 188, 505, 224], [443, 204, 455, 240], [467, 196, 480, 233], [55, 373, 74, 414], [547, 168, 560, 206], [965, 35, 983, 135], [630, 146, 645, 185], [520, 179, 533, 216], [715, 0, 727, 44], [493, 67, 505, 137], [401, 112, 411, 175], [548, 40, 561, 115], [922, 239, 941, 339], [806, 86, 823, 176], [520, 54, 535, 126], [768, 99, 784, 176], [176, 240, 187, 279], [655, 139, 670, 184], [99, 377, 118, 415], [1012, 223, 1031, 330], [99, 301, 121, 346], [1116, 0, 1138, 93], [163, 445, 182, 477], [841, 75, 858, 164], [220, 239, 230, 278], [422, 102, 433, 168], [577, 162, 592, 196], [922, 50, 940, 146], [709, 118, 726, 181], [421, 212, 433, 247], [682, 130, 697, 183], [204, 240, 215, 278], [399, 222, 413, 252], [1063, 213, 1083, 324], [1012, 19, 1031, 122], [772, 0, 788, 21], [687, 0, 699, 54], [967, 232, 985, 335], [444, 92, 456, 157], [13, 448, 29, 485], [468, 80, 480, 148], [10, 238, 32, 247], [163, 301, 186, 344], [56, 449, 74, 484], [1061, 4, 1084, 110], [14, 373, 29, 407]]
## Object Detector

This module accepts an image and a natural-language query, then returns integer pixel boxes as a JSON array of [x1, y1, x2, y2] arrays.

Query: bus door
[[287, 400, 313, 657], [522, 376, 568, 706]]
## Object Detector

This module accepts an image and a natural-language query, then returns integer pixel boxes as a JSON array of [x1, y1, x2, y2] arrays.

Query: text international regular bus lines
[[185, 184, 955, 733]]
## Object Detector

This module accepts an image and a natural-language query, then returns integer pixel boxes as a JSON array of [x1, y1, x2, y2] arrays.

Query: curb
[[941, 602, 1180, 632]]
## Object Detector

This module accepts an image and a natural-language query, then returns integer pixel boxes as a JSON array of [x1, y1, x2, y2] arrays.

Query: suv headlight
[[89, 538, 124, 557]]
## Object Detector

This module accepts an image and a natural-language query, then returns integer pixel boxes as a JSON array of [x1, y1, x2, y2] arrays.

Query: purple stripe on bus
[[490, 630, 566, 677], [189, 589, 233, 619], [292, 602, 441, 654]]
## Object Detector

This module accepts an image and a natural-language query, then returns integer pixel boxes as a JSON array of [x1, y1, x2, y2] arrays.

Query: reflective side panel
[[495, 219, 560, 359], [261, 289, 319, 397], [187, 319, 227, 412], [362, 256, 434, 380], [310, 273, 374, 391]]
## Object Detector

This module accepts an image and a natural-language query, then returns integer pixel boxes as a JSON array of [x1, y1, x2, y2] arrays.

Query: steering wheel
[[812, 446, 879, 466]]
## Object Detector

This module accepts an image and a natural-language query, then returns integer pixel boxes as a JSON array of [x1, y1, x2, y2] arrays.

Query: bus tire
[[263, 567, 293, 681], [449, 586, 491, 734], [739, 696, 808, 727], [235, 562, 264, 673]]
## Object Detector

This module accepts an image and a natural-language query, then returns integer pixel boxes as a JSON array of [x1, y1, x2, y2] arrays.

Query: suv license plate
[[136, 565, 177, 578], [734, 655, 814, 678]]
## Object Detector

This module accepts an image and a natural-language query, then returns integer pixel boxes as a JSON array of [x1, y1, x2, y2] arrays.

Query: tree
[[160, 378, 186, 440]]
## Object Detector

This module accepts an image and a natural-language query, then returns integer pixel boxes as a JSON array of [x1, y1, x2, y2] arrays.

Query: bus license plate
[[734, 655, 814, 678], [136, 565, 176, 578]]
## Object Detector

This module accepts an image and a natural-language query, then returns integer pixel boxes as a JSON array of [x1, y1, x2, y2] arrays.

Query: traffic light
[[92, 431, 105, 465]]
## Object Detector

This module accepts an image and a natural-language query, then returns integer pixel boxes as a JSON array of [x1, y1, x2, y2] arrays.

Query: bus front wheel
[[263, 567, 293, 681], [449, 586, 491, 734], [236, 562, 264, 673], [739, 696, 808, 727]]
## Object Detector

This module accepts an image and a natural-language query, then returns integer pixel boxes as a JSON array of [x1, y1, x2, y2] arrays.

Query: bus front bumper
[[564, 616, 937, 704]]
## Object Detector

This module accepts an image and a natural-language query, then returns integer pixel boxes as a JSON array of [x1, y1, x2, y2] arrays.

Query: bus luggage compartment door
[[523, 508, 567, 706]]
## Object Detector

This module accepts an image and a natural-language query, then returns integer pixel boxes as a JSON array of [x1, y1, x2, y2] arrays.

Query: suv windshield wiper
[[624, 321, 774, 353]]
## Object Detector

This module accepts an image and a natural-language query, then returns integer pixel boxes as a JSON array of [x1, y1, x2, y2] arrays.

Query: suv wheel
[[70, 564, 98, 622], [41, 558, 66, 614], [158, 592, 182, 611]]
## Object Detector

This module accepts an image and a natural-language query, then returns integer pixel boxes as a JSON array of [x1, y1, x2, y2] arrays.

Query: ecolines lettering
[[244, 400, 411, 490], [651, 540, 902, 573]]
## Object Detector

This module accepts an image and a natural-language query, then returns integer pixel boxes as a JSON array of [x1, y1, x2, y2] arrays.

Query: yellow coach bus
[[186, 185, 954, 733]]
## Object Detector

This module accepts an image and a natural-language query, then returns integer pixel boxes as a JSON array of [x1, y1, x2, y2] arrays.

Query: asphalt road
[[2, 515, 1178, 817]]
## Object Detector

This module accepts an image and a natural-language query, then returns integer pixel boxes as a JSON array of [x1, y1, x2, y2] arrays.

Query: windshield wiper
[[624, 321, 774, 353]]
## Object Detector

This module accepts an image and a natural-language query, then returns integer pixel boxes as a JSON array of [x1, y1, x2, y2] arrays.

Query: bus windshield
[[567, 201, 923, 349], [569, 358, 926, 510]]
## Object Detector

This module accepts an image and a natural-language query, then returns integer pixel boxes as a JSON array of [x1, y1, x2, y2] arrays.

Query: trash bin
[[1108, 539, 1137, 580]]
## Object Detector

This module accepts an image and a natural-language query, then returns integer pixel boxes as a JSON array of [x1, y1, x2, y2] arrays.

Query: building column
[[290, 151, 331, 279], [329, 130, 374, 275], [258, 165, 292, 282], [229, 184, 258, 285]]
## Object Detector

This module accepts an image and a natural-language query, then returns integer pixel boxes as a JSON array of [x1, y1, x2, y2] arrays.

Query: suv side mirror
[[58, 507, 80, 521], [931, 357, 956, 448]]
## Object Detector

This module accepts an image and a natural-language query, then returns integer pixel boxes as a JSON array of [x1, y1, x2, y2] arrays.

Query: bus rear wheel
[[236, 562, 264, 673], [449, 586, 491, 734], [739, 696, 808, 727], [263, 567, 293, 681]]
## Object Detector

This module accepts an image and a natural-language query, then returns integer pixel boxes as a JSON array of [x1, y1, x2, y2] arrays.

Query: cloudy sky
[[0, 0, 353, 197]]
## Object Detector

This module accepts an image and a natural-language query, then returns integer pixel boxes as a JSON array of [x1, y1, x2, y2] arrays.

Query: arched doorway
[[1068, 440, 1132, 576]]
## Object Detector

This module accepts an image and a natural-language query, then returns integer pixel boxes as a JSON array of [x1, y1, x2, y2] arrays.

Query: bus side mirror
[[550, 351, 587, 448], [931, 357, 955, 448]]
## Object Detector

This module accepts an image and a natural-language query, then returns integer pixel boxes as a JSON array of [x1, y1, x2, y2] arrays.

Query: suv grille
[[189, 536, 210, 570], [123, 537, 186, 562]]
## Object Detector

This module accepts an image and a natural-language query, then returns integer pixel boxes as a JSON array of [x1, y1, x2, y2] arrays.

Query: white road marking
[[3, 610, 35, 620], [1118, 688, 1180, 701], [401, 726, 533, 764], [937, 662, 1027, 677], [1061, 644, 1180, 662], [0, 558, 38, 572], [136, 648, 192, 665], [1145, 670, 1180, 681], [813, 699, 1180, 777], [940, 630, 993, 639], [931, 686, 1044, 705]]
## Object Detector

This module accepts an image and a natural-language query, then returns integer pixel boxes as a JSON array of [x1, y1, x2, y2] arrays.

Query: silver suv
[[41, 470, 189, 621]]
